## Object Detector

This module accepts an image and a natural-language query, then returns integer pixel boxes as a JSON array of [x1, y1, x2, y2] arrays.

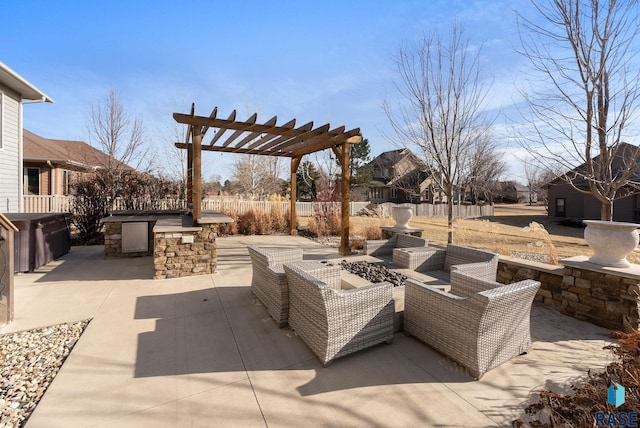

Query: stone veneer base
[[153, 224, 218, 279], [498, 255, 640, 332]]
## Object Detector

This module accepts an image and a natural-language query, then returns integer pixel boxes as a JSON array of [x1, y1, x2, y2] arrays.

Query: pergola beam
[[221, 112, 258, 147], [207, 110, 236, 146], [174, 106, 362, 251]]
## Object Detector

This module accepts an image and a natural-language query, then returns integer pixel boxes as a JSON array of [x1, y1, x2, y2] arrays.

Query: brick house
[[22, 129, 120, 197]]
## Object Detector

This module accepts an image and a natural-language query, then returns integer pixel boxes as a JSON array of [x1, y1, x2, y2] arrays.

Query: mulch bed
[[514, 330, 640, 427]]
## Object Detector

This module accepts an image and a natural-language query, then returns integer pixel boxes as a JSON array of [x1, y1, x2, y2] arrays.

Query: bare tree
[[296, 159, 320, 200], [86, 89, 152, 210], [462, 135, 508, 204], [522, 159, 563, 209], [231, 155, 282, 199], [517, 0, 640, 220], [159, 116, 188, 200], [384, 25, 493, 242]]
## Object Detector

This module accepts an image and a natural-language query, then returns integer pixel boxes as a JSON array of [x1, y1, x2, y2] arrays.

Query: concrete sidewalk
[[2, 235, 614, 427]]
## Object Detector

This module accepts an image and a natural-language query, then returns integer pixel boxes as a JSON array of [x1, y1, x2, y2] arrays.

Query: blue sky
[[3, 0, 537, 182]]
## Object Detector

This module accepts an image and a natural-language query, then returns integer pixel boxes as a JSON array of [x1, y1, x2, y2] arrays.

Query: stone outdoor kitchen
[[103, 210, 232, 279]]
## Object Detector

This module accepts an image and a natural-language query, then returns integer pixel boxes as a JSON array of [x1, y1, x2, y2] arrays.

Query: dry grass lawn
[[302, 204, 640, 265]]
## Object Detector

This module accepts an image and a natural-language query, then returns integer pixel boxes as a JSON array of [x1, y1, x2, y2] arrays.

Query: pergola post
[[186, 104, 195, 208], [187, 138, 193, 206], [290, 157, 301, 235], [339, 143, 351, 256], [192, 124, 202, 224], [174, 107, 363, 241]]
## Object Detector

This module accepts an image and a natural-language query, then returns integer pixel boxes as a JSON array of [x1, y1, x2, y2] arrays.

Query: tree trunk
[[601, 201, 613, 221], [447, 197, 454, 243]]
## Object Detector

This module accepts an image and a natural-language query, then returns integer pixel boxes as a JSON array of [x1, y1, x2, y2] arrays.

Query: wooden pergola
[[173, 105, 362, 255]]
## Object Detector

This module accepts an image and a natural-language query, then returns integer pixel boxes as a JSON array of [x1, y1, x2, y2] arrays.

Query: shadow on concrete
[[133, 285, 473, 384], [132, 284, 611, 400], [27, 245, 155, 282]]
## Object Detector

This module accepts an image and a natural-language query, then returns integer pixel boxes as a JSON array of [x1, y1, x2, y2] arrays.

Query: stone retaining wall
[[498, 256, 640, 331], [153, 224, 218, 279]]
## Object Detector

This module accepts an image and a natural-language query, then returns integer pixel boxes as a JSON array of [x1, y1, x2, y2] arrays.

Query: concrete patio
[[1, 235, 615, 427]]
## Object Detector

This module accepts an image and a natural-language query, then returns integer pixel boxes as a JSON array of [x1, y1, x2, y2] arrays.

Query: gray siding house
[[0, 62, 53, 212], [546, 143, 640, 222]]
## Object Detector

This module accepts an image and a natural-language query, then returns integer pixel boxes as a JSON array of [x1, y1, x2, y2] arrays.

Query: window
[[24, 168, 40, 195], [390, 188, 398, 199], [62, 170, 72, 195], [369, 187, 383, 200], [555, 198, 566, 217]]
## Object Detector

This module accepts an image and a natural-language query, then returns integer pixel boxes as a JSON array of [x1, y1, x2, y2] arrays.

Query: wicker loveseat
[[247, 245, 303, 328], [393, 244, 499, 281], [404, 269, 541, 379], [283, 261, 395, 366], [364, 234, 428, 258]]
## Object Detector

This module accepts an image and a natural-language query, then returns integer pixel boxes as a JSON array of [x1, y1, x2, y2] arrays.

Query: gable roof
[[0, 61, 54, 102], [545, 142, 640, 188], [371, 148, 435, 185], [23, 129, 124, 171]]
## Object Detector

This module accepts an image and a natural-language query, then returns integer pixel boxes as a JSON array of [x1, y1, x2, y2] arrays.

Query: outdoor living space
[[1, 234, 615, 427]]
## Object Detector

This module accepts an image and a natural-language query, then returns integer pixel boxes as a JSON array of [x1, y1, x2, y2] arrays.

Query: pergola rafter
[[173, 105, 362, 255]]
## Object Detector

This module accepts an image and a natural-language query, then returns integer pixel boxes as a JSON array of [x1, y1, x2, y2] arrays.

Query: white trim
[[0, 61, 54, 102], [0, 92, 3, 150], [18, 102, 23, 211]]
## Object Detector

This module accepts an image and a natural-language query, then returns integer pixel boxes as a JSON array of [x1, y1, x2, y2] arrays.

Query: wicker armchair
[[364, 234, 428, 258], [393, 244, 499, 281], [247, 245, 303, 328], [283, 262, 395, 366], [404, 270, 541, 379]]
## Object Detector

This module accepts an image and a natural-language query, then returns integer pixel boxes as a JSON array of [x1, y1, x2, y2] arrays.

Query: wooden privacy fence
[[22, 196, 493, 218]]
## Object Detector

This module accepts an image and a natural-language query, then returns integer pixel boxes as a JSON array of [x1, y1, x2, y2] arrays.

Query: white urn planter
[[583, 220, 639, 268], [392, 205, 413, 229]]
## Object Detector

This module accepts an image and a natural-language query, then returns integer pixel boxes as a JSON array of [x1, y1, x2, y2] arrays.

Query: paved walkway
[[2, 235, 614, 427]]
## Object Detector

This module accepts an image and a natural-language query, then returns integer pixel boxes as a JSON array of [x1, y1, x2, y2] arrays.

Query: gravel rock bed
[[340, 260, 407, 287], [0, 320, 90, 428]]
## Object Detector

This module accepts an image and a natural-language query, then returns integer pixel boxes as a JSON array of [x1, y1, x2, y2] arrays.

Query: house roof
[[544, 142, 640, 188], [370, 148, 434, 185], [23, 129, 120, 171], [0, 61, 54, 102], [371, 149, 409, 180]]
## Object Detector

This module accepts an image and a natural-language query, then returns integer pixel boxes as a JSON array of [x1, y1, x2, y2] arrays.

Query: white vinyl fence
[[376, 202, 494, 218], [22, 195, 493, 218], [23, 195, 75, 213]]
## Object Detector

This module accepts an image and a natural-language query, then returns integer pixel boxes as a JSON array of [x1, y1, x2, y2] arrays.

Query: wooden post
[[339, 143, 351, 256], [290, 156, 301, 235], [186, 104, 195, 208], [0, 214, 17, 325], [187, 138, 193, 206], [192, 124, 202, 224]]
